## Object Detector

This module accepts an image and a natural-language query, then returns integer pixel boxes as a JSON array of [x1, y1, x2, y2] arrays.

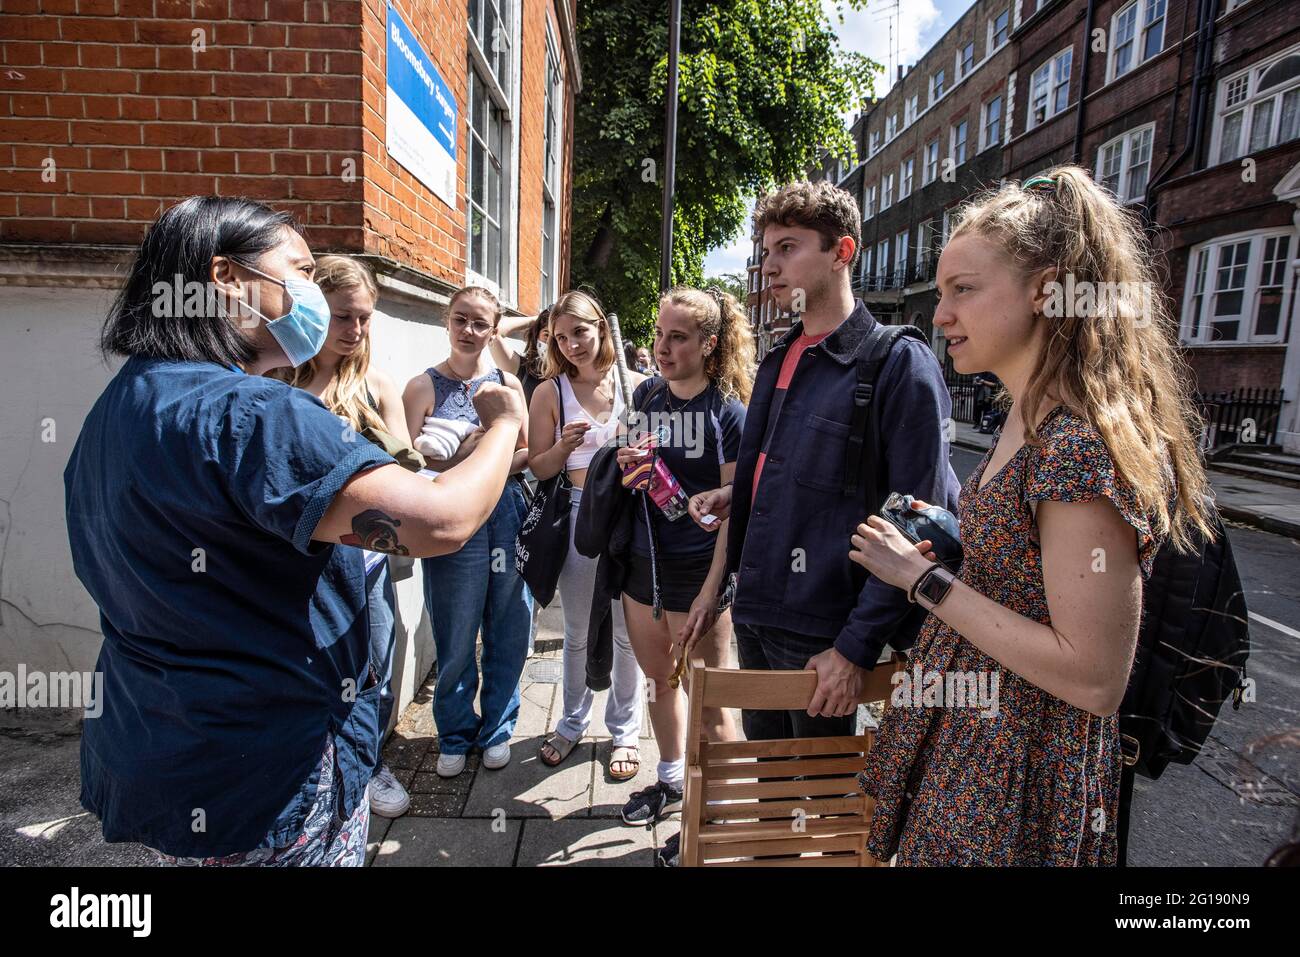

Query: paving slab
[[371, 816, 521, 867], [516, 816, 656, 867], [463, 736, 594, 819], [513, 680, 555, 740]]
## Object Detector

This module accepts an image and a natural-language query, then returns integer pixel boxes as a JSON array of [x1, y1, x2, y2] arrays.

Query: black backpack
[[841, 320, 932, 653], [1120, 505, 1251, 779]]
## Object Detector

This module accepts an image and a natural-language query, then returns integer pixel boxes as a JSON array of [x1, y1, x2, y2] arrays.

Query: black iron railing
[[1196, 388, 1285, 451]]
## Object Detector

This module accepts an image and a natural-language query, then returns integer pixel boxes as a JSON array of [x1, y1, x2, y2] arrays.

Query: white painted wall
[[0, 281, 520, 733]]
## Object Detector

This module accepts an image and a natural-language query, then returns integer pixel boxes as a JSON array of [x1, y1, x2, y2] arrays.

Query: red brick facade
[[0, 0, 579, 314]]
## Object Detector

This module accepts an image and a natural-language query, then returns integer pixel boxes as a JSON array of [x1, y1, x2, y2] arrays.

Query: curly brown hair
[[751, 179, 861, 268]]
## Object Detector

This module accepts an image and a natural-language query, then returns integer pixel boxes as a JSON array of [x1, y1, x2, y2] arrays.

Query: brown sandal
[[609, 744, 640, 781], [540, 732, 577, 767]]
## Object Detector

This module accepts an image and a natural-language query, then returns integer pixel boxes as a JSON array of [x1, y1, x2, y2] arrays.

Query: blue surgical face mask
[[238, 261, 332, 367]]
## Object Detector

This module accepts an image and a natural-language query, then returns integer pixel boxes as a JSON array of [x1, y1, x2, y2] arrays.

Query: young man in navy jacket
[[687, 180, 961, 740]]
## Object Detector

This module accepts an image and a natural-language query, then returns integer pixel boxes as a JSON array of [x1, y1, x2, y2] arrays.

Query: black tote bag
[[514, 380, 571, 607]]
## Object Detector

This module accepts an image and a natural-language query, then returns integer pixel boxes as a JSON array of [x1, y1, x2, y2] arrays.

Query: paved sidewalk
[[366, 602, 676, 867], [953, 421, 1300, 540]]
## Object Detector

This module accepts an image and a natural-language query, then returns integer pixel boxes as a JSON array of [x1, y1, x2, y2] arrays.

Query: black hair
[[101, 195, 302, 365]]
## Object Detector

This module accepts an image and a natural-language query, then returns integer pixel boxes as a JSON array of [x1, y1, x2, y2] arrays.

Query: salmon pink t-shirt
[[751, 329, 832, 503]]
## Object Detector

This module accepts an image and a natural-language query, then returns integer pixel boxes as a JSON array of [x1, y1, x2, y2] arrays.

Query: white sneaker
[[436, 752, 467, 778], [482, 742, 511, 770], [368, 764, 410, 818]]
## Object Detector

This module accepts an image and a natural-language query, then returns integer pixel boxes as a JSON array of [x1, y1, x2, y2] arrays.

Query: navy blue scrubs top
[[64, 356, 394, 856]]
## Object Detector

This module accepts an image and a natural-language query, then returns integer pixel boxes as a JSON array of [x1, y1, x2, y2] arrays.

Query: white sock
[[658, 759, 685, 790]]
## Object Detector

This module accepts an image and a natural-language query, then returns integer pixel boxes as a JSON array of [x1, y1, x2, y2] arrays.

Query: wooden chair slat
[[700, 817, 872, 843], [705, 776, 862, 801], [712, 854, 867, 867], [704, 735, 870, 760], [696, 665, 900, 710], [701, 833, 867, 860], [702, 796, 867, 821], [702, 755, 869, 780]]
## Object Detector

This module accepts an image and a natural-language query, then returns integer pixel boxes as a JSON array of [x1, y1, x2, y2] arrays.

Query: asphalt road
[[949, 444, 1300, 866]]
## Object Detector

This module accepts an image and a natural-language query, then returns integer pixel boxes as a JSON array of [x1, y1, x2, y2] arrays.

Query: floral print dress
[[859, 406, 1159, 866]]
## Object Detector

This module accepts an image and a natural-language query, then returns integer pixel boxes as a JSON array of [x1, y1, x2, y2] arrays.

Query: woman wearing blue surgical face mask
[[64, 196, 524, 866]]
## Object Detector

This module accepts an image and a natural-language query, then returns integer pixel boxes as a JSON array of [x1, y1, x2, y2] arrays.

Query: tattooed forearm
[[340, 509, 410, 555]]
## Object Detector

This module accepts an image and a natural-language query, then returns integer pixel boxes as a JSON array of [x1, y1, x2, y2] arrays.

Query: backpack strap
[[842, 323, 926, 508]]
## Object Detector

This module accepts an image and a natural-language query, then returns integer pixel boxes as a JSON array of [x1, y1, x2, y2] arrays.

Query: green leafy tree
[[571, 0, 879, 340], [705, 270, 748, 303]]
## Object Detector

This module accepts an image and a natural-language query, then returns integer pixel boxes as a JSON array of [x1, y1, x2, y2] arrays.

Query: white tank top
[[553, 373, 624, 471]]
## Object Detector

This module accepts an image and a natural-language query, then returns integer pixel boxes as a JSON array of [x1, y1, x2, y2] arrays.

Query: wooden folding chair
[[679, 656, 904, 867]]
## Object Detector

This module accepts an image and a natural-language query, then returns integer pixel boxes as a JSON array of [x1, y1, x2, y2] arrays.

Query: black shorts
[[622, 550, 714, 614]]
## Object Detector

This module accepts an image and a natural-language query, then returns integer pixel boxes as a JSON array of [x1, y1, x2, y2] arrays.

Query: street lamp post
[[659, 0, 682, 293]]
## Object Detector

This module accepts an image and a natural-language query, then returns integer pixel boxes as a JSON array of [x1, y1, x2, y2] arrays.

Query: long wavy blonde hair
[[268, 255, 385, 434], [658, 286, 757, 404], [950, 165, 1213, 552]]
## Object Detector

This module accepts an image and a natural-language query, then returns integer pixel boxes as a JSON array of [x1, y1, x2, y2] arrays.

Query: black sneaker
[[620, 780, 683, 827], [655, 832, 680, 867]]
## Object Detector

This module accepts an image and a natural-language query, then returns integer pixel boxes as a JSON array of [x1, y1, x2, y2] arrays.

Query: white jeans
[[554, 490, 643, 747]]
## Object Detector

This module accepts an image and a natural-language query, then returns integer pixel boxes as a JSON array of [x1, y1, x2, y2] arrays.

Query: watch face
[[918, 570, 951, 605]]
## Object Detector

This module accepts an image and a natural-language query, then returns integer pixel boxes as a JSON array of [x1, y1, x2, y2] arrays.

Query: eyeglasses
[[449, 315, 494, 336]]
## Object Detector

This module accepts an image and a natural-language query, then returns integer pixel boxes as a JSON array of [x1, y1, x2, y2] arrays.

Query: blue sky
[[702, 0, 971, 277]]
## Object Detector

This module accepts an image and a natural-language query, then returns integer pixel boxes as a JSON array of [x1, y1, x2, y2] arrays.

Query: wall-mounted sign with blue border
[[385, 4, 457, 209]]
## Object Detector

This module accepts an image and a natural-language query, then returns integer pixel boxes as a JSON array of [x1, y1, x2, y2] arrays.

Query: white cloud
[[704, 229, 753, 277], [826, 0, 943, 98]]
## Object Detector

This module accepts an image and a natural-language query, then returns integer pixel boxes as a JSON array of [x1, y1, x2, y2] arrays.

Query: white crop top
[[553, 373, 624, 471]]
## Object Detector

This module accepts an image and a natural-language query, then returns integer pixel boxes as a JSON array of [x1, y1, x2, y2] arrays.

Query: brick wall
[[1, 0, 577, 313], [1, 0, 366, 250]]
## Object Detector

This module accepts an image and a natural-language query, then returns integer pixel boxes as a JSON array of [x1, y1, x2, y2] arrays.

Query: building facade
[[1003, 0, 1300, 448], [796, 0, 1300, 448], [0, 0, 581, 713]]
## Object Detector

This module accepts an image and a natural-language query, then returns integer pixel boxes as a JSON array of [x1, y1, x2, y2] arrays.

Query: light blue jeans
[[421, 480, 533, 755]]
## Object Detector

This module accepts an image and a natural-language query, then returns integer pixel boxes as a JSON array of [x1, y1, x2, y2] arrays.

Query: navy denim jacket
[[726, 300, 961, 667]]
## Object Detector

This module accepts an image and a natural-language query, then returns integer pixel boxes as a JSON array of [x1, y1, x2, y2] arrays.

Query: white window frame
[[539, 21, 563, 309], [864, 181, 877, 219], [950, 119, 968, 167], [900, 156, 914, 199], [869, 129, 881, 156], [979, 95, 1003, 152], [882, 171, 895, 210], [1106, 0, 1167, 84], [956, 42, 974, 82], [886, 113, 898, 140], [988, 8, 1009, 53], [1180, 228, 1294, 346], [930, 68, 946, 105], [1028, 47, 1073, 130], [1210, 43, 1300, 167], [905, 93, 918, 127], [465, 0, 521, 304], [877, 238, 890, 282], [895, 229, 909, 283], [923, 138, 939, 185], [1095, 122, 1155, 204], [941, 207, 953, 246]]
